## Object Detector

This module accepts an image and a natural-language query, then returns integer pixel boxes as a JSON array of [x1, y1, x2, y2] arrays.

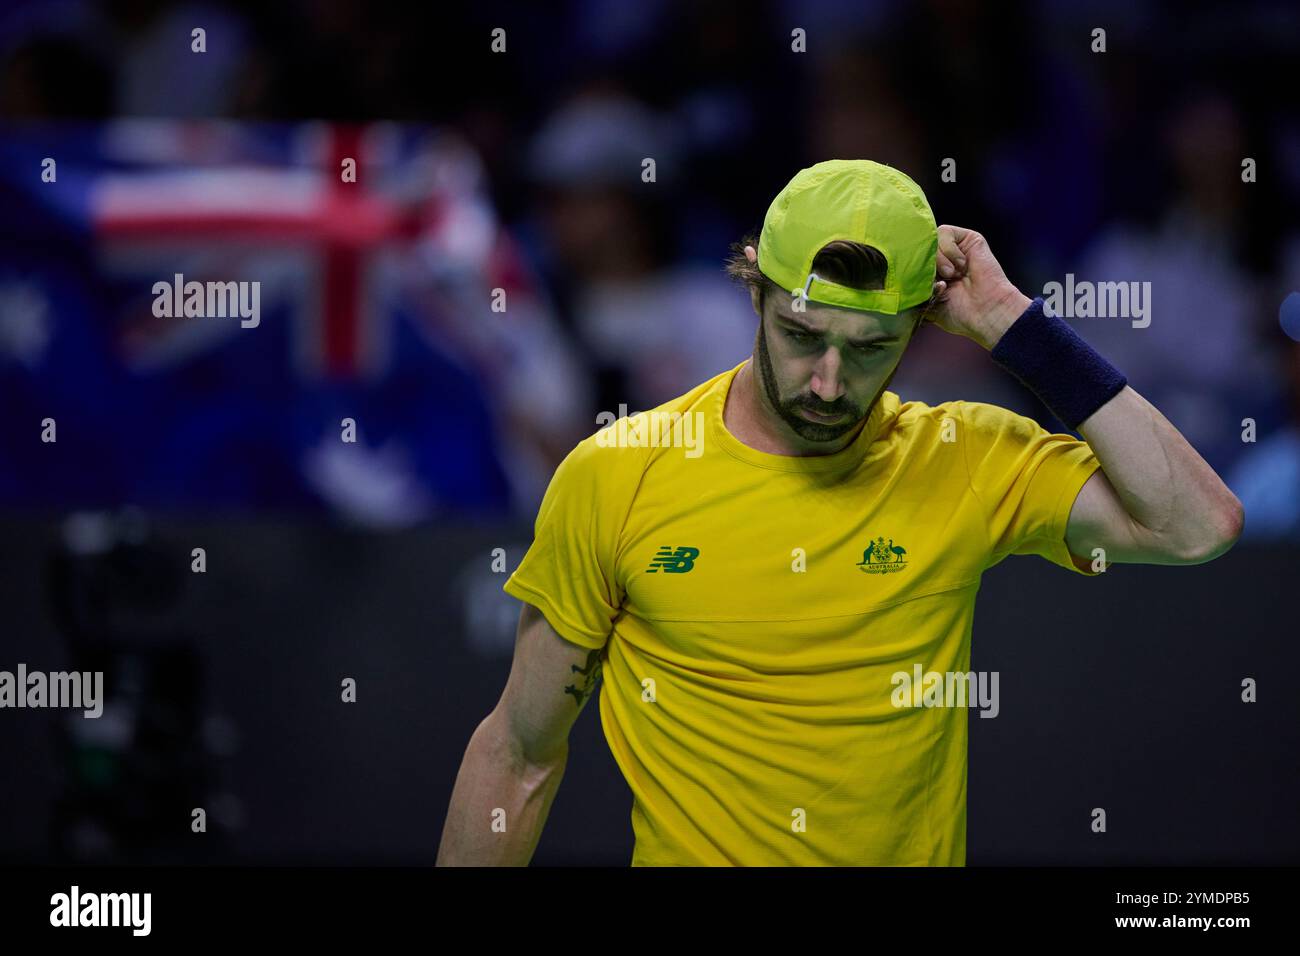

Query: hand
[[923, 224, 1032, 350]]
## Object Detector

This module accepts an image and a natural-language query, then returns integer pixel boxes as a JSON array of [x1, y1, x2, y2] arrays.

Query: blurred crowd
[[2, 0, 1299, 537]]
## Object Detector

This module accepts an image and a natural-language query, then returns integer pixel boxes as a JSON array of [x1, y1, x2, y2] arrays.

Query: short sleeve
[[958, 400, 1104, 576], [503, 434, 639, 649]]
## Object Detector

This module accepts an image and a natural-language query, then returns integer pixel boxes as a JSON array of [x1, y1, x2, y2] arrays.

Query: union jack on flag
[[0, 120, 584, 520]]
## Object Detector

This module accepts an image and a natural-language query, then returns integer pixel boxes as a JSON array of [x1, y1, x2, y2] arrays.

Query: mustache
[[791, 396, 858, 416]]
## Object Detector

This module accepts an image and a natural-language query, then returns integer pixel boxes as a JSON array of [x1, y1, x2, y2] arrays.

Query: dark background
[[1, 519, 1295, 864]]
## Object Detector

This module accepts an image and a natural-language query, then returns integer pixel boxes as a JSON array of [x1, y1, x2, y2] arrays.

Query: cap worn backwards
[[756, 159, 939, 315]]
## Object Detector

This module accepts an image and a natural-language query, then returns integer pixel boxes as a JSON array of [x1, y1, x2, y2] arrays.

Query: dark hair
[[725, 233, 936, 319]]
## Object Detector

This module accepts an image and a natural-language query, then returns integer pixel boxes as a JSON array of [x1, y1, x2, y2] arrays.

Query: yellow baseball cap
[[756, 159, 938, 315]]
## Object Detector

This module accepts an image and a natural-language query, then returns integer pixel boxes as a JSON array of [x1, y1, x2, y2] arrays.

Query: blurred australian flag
[[0, 120, 585, 523]]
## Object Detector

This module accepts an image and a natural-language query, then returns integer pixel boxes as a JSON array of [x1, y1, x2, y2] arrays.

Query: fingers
[[921, 280, 946, 322], [936, 224, 968, 279], [937, 250, 966, 279], [937, 251, 957, 279], [931, 279, 947, 303], [938, 223, 973, 246]]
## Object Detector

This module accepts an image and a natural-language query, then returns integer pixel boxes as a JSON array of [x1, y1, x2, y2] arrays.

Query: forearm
[[436, 710, 568, 866], [1074, 385, 1242, 556]]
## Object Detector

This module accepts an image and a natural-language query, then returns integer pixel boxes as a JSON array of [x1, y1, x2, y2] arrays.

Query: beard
[[755, 317, 897, 444]]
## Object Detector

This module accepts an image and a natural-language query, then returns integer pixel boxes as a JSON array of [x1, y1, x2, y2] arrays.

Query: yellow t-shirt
[[503, 359, 1102, 866]]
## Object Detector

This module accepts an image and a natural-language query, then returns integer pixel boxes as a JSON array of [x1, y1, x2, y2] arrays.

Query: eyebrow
[[774, 311, 901, 346]]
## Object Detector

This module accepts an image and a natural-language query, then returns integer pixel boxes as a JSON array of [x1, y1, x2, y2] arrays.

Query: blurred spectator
[[402, 135, 595, 512], [0, 1, 111, 118], [1067, 88, 1288, 474], [1227, 242, 1300, 541], [108, 0, 253, 117], [525, 89, 755, 413], [1227, 338, 1300, 540]]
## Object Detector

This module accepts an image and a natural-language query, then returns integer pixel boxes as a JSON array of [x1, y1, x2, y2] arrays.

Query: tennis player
[[437, 159, 1244, 866]]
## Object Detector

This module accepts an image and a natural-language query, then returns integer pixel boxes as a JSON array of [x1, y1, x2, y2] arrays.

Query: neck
[[723, 359, 865, 457]]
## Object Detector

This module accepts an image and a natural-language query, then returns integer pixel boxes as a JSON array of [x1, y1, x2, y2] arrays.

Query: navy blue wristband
[[989, 296, 1127, 431]]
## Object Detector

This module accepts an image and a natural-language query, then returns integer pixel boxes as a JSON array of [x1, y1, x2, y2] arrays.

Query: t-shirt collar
[[709, 360, 894, 472]]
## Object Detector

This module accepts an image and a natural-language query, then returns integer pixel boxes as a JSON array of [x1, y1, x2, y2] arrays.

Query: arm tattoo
[[563, 649, 605, 708]]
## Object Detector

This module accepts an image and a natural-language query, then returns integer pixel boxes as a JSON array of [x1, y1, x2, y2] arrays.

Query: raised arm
[[927, 224, 1243, 567], [436, 601, 606, 866]]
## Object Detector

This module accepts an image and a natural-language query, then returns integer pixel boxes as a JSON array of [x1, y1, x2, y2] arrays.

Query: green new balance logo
[[646, 546, 700, 573]]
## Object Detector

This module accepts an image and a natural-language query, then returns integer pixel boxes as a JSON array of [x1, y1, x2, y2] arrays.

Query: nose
[[809, 348, 846, 403]]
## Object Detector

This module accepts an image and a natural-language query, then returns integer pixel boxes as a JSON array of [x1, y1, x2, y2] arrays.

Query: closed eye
[[782, 325, 891, 353]]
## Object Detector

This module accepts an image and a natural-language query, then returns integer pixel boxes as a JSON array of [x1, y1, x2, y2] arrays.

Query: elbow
[[1177, 495, 1245, 564], [1225, 494, 1246, 541]]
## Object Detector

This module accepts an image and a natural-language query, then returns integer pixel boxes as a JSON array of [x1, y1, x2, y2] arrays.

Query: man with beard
[[438, 159, 1243, 866]]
